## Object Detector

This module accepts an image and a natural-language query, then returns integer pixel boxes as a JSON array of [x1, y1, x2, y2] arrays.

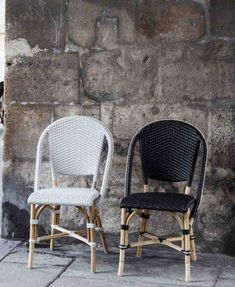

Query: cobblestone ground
[[0, 237, 234, 287]]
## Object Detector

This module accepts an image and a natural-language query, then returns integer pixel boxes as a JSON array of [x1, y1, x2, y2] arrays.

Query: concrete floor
[[0, 237, 234, 287]]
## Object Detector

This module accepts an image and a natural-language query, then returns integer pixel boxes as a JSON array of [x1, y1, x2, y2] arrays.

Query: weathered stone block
[[96, 16, 118, 49], [83, 47, 158, 103], [211, 0, 235, 38], [106, 103, 208, 140], [6, 0, 68, 49], [5, 53, 79, 103], [187, 40, 235, 63], [4, 105, 54, 160], [196, 185, 235, 254], [54, 104, 100, 119], [157, 60, 235, 102], [5, 38, 41, 60], [136, 0, 205, 42], [210, 106, 235, 169], [68, 0, 136, 48]]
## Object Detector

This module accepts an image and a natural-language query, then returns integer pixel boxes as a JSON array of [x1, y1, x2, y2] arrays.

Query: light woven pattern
[[27, 116, 114, 273], [28, 188, 100, 206], [118, 120, 207, 282]]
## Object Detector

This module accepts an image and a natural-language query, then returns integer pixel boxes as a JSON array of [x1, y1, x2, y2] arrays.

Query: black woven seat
[[120, 192, 196, 213]]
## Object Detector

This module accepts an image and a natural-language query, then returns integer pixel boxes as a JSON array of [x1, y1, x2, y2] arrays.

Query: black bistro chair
[[118, 120, 207, 282]]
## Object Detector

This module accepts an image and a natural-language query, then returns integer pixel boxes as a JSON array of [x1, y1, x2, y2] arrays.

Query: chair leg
[[28, 204, 36, 269], [96, 214, 108, 254], [50, 205, 57, 250], [136, 210, 149, 257], [190, 226, 197, 262], [183, 210, 191, 282], [118, 208, 128, 276], [89, 203, 96, 273]]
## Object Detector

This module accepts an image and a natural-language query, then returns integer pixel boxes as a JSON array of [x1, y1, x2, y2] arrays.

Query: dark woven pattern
[[139, 121, 201, 182], [124, 120, 207, 218], [120, 192, 196, 213]]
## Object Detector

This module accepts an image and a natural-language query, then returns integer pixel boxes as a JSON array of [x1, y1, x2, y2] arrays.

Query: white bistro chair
[[27, 116, 114, 272]]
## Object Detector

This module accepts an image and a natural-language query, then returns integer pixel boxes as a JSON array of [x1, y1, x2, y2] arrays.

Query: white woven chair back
[[45, 116, 109, 178]]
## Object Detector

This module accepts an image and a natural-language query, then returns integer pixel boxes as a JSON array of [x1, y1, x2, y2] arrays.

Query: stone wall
[[2, 0, 235, 255]]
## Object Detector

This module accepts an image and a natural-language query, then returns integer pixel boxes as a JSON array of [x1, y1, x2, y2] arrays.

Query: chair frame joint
[[121, 224, 129, 230], [119, 244, 130, 250]]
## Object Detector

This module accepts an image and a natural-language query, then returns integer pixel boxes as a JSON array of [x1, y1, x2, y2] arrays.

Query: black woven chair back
[[125, 120, 207, 218], [138, 120, 205, 183]]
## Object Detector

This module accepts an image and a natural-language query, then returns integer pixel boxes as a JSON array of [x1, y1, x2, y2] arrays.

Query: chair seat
[[28, 188, 100, 207], [120, 192, 196, 213]]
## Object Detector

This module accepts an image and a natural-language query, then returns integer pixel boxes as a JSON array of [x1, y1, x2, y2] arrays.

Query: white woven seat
[[28, 187, 100, 206]]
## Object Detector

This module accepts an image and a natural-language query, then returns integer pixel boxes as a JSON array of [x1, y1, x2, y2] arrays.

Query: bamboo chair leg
[[50, 205, 57, 250], [96, 214, 108, 254], [86, 208, 91, 242], [183, 210, 191, 282], [136, 210, 149, 257], [118, 208, 127, 276], [28, 204, 36, 269], [89, 203, 96, 273], [190, 226, 197, 262]]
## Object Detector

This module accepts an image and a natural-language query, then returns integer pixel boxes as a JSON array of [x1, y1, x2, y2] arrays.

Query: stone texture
[[210, 106, 235, 169], [5, 53, 80, 103], [188, 40, 235, 63], [4, 105, 53, 160], [157, 59, 235, 102], [68, 0, 136, 48], [0, 239, 21, 260], [211, 0, 235, 38], [83, 47, 158, 103], [1, 242, 235, 287], [196, 185, 235, 255], [5, 38, 41, 59], [136, 0, 205, 42], [104, 103, 209, 140], [0, 245, 73, 287], [6, 0, 68, 49], [96, 16, 118, 49]]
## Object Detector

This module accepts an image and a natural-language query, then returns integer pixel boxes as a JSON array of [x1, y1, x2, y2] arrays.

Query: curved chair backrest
[[125, 120, 207, 218], [35, 116, 114, 197]]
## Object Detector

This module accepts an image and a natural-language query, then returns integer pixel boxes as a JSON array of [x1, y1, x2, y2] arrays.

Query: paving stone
[[0, 248, 73, 287], [215, 279, 235, 287], [0, 240, 235, 287], [0, 239, 21, 261], [56, 248, 219, 286]]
